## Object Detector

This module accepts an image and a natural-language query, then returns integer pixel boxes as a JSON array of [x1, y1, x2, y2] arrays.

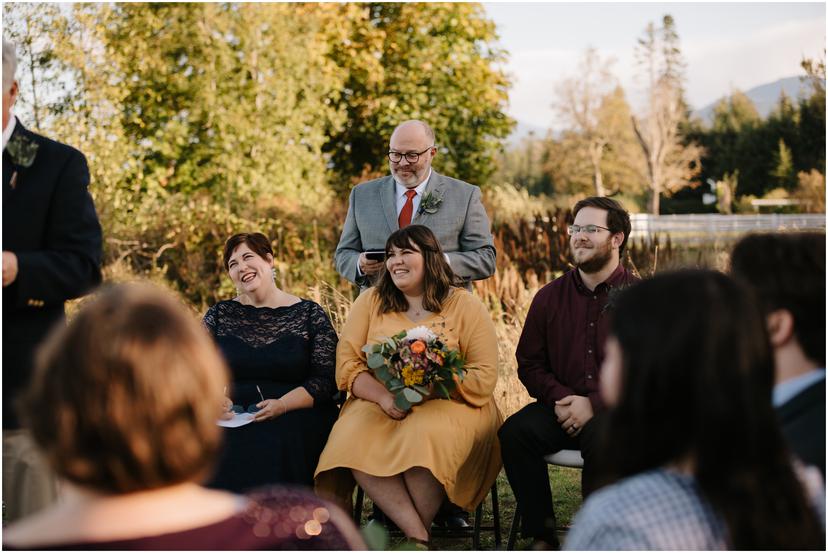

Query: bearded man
[[498, 197, 637, 548]]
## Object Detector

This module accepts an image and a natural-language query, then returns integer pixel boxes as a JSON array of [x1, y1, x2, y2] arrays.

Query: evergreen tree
[[771, 139, 797, 189]]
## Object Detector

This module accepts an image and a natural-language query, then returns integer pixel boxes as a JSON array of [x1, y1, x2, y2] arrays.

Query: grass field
[[357, 466, 583, 550]]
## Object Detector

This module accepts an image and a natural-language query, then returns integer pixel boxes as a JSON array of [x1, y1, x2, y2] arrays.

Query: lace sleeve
[[202, 304, 219, 338], [302, 302, 338, 403]]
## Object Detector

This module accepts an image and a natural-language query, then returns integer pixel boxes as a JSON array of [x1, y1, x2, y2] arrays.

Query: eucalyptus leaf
[[394, 393, 411, 411], [361, 344, 375, 354], [402, 388, 423, 404], [388, 378, 405, 391], [412, 384, 430, 396], [367, 353, 386, 369]]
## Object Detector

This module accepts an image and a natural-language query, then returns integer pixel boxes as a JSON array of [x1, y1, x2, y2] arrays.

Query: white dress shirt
[[394, 168, 432, 217], [357, 168, 446, 277], [773, 369, 825, 408]]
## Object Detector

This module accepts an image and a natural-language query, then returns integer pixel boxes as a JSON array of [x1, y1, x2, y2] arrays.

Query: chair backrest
[[544, 449, 584, 469]]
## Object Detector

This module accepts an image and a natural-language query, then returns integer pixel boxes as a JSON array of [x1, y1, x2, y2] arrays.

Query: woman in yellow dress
[[315, 225, 502, 544]]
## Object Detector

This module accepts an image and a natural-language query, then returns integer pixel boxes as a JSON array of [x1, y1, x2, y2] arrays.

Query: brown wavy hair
[[222, 232, 273, 270], [21, 283, 230, 493], [376, 225, 458, 314]]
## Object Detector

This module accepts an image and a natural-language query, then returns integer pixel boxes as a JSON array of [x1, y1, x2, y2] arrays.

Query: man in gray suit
[[335, 120, 495, 289]]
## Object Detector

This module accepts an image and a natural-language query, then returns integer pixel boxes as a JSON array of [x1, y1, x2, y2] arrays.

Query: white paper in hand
[[217, 412, 255, 428]]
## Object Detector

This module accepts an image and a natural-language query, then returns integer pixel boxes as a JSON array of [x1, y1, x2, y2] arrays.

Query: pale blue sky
[[484, 2, 826, 130]]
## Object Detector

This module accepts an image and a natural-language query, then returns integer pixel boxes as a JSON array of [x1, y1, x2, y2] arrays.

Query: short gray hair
[[3, 38, 17, 93]]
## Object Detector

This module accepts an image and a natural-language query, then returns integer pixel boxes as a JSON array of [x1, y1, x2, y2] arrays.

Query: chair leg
[[491, 483, 501, 547], [507, 504, 520, 550], [473, 501, 483, 550], [353, 486, 364, 525]]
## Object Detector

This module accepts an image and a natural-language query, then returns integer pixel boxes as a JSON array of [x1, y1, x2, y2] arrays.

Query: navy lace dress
[[203, 299, 339, 492]]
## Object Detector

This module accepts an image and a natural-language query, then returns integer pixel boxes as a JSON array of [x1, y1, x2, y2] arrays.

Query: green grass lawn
[[359, 466, 583, 550]]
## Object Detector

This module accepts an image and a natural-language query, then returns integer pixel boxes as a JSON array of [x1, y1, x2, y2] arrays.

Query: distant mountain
[[693, 76, 813, 125]]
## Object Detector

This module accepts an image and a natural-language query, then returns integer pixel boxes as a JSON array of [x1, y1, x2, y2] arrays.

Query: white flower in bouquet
[[405, 326, 437, 342]]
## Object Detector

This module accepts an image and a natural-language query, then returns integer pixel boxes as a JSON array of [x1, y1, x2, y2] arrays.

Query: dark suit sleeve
[[334, 187, 367, 286], [12, 148, 102, 308], [516, 287, 576, 407], [446, 185, 496, 281]]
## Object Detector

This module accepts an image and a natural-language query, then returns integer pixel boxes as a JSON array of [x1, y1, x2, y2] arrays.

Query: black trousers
[[498, 401, 603, 542]]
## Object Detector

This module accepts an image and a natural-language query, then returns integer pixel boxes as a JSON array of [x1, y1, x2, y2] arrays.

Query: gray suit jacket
[[335, 171, 496, 288]]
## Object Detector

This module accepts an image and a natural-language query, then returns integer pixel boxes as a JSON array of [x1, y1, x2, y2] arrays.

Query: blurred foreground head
[[21, 283, 230, 493], [602, 270, 774, 453], [599, 270, 823, 549], [730, 232, 826, 367]]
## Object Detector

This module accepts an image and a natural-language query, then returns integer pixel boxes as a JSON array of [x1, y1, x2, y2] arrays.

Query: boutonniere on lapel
[[417, 191, 443, 215], [5, 133, 39, 189]]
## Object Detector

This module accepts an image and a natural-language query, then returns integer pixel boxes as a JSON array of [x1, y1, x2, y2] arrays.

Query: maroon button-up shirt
[[515, 263, 639, 413]]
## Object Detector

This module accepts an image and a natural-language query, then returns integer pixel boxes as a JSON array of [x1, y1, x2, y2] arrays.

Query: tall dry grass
[[90, 204, 735, 418], [92, 194, 729, 416]]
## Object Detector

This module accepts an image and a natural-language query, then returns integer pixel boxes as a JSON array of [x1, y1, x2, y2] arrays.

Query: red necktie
[[398, 190, 417, 228]]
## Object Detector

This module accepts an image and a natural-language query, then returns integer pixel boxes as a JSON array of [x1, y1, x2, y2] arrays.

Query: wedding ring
[[572, 424, 578, 430]]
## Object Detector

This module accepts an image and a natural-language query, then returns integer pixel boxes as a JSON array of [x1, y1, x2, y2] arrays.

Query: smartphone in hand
[[364, 250, 386, 262]]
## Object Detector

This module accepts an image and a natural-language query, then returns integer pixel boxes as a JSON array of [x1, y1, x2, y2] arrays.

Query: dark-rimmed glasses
[[387, 146, 435, 164], [567, 224, 611, 235]]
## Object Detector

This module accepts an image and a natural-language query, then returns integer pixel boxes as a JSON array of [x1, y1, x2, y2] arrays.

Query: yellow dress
[[314, 287, 503, 512]]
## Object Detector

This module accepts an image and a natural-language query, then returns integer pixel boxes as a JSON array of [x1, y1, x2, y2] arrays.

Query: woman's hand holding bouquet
[[362, 325, 466, 413]]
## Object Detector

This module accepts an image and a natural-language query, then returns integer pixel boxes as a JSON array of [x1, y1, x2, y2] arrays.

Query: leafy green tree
[[595, 86, 647, 197], [3, 2, 514, 306], [797, 55, 826, 174], [1, 3, 67, 129], [494, 131, 554, 195], [324, 2, 514, 191], [711, 90, 760, 133], [686, 90, 768, 197]]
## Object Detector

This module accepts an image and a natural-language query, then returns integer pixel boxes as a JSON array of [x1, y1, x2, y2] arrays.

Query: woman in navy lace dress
[[204, 233, 339, 492]]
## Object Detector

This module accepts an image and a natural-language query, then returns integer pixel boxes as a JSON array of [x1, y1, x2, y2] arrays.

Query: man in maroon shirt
[[499, 196, 638, 548]]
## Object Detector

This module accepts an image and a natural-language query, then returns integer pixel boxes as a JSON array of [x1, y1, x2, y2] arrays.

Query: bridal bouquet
[[362, 326, 466, 411]]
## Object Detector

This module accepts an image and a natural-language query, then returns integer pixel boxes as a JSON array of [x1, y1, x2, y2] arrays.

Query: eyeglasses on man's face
[[387, 146, 434, 164], [567, 224, 611, 235]]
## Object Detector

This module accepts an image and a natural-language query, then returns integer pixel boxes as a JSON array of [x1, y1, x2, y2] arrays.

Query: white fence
[[629, 213, 826, 244]]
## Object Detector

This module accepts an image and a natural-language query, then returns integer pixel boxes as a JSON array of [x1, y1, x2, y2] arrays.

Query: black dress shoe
[[433, 512, 472, 529]]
